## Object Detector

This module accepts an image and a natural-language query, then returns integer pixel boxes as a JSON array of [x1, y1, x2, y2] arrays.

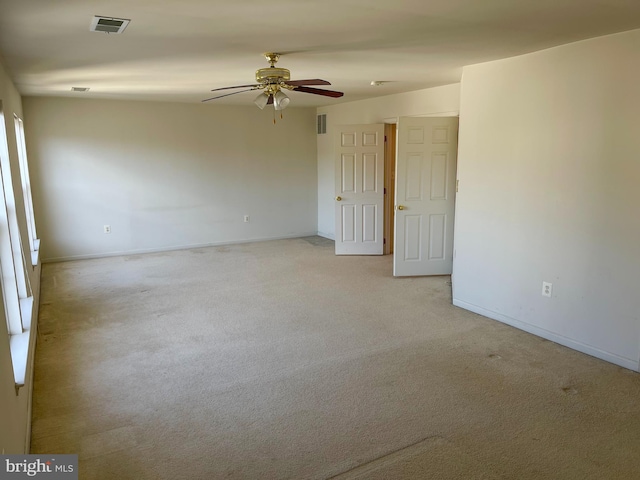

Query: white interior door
[[335, 124, 385, 255], [393, 117, 458, 276]]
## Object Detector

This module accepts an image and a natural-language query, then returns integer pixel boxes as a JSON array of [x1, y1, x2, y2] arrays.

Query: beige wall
[[0, 60, 41, 453], [453, 29, 640, 369], [316, 84, 460, 239], [23, 98, 318, 261]]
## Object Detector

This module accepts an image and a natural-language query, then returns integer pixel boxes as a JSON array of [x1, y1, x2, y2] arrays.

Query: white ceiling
[[1, 0, 640, 107]]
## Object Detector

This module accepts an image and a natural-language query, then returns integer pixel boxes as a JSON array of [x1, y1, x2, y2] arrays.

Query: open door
[[393, 117, 458, 276], [334, 124, 385, 255]]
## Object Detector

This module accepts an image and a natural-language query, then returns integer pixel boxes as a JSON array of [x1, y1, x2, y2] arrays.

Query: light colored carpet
[[31, 237, 640, 479]]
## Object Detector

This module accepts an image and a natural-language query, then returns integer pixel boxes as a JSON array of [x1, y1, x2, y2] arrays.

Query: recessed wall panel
[[430, 153, 448, 200], [428, 214, 446, 260], [362, 153, 377, 193], [362, 204, 377, 243], [342, 204, 356, 242], [405, 154, 423, 201], [404, 215, 422, 261], [341, 154, 356, 193]]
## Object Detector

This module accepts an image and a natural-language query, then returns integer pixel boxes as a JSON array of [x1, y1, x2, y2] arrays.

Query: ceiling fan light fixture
[[254, 93, 269, 109], [273, 90, 290, 111]]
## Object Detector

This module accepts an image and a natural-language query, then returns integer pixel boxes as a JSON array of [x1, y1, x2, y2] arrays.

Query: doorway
[[383, 123, 397, 255], [334, 117, 458, 277]]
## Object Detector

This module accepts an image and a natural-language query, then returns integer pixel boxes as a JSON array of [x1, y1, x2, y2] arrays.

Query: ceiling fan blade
[[210, 84, 261, 92], [267, 95, 274, 105], [202, 88, 257, 102], [285, 79, 331, 86], [293, 86, 344, 98]]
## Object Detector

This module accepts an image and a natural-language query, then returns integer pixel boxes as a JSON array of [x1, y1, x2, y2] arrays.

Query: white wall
[[316, 84, 460, 239], [0, 60, 41, 453], [23, 98, 318, 261], [453, 29, 640, 370]]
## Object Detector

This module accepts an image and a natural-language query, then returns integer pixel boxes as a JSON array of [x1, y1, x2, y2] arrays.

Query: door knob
[[335, 196, 342, 201], [397, 205, 405, 210]]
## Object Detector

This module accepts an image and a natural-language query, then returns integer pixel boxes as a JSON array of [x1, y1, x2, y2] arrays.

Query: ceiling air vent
[[90, 16, 130, 34], [71, 87, 90, 92]]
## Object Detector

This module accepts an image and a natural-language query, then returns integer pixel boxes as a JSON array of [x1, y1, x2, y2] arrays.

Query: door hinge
[[456, 179, 459, 193], [384, 187, 387, 195], [384, 238, 386, 244], [384, 135, 387, 142]]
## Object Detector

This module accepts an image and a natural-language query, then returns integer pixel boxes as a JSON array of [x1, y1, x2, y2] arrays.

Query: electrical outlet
[[103, 225, 111, 234], [542, 281, 553, 297], [243, 215, 250, 223]]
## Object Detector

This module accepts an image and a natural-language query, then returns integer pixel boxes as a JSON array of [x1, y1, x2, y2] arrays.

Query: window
[[0, 102, 33, 387], [14, 115, 39, 265]]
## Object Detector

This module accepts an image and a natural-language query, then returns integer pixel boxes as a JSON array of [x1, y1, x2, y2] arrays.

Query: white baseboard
[[42, 232, 319, 263], [452, 298, 639, 372], [316, 231, 335, 241]]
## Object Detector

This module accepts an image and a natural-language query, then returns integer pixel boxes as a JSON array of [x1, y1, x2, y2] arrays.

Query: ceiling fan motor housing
[[256, 67, 290, 83]]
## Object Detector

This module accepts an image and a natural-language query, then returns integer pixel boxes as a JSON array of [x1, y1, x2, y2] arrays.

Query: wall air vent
[[71, 87, 90, 92], [90, 16, 130, 34], [317, 114, 327, 135]]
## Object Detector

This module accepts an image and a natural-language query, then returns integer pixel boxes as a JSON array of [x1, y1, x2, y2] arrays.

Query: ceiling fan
[[202, 53, 344, 111]]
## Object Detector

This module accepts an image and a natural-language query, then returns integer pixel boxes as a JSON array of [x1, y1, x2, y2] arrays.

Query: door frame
[[383, 123, 397, 255]]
